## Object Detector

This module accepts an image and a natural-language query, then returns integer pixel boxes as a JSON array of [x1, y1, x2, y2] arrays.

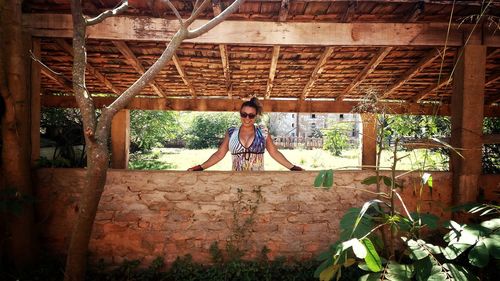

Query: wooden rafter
[[278, 0, 290, 22], [486, 72, 500, 87], [55, 38, 121, 95], [212, 0, 232, 97], [265, 46, 280, 99], [40, 67, 73, 91], [300, 47, 335, 100], [25, 14, 500, 47], [172, 54, 196, 98], [41, 95, 500, 117], [381, 48, 443, 99], [487, 49, 500, 59], [112, 40, 167, 98], [338, 47, 393, 100], [405, 1, 424, 22], [409, 76, 452, 103], [341, 1, 356, 22]]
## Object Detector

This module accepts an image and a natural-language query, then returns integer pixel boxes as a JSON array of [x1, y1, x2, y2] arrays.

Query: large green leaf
[[315, 170, 327, 187], [352, 238, 367, 259], [403, 238, 430, 260], [339, 208, 375, 240], [444, 263, 479, 281], [442, 243, 472, 260], [362, 238, 382, 272], [468, 240, 489, 268], [314, 257, 334, 278], [352, 200, 384, 238], [361, 176, 380, 185], [413, 257, 435, 281], [483, 235, 500, 259], [384, 262, 414, 280], [324, 169, 334, 188], [480, 218, 500, 230]]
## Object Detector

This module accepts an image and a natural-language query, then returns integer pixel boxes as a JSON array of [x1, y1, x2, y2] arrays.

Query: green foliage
[[385, 115, 450, 140], [184, 112, 240, 149], [322, 123, 352, 156], [40, 107, 86, 167], [483, 117, 500, 174], [314, 169, 334, 188], [129, 151, 176, 170], [130, 110, 181, 152]]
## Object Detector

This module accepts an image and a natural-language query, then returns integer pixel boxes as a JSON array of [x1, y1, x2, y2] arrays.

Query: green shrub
[[184, 113, 240, 149], [130, 110, 181, 152], [322, 124, 352, 156]]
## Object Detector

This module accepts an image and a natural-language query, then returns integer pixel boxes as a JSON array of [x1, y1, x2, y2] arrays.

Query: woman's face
[[240, 106, 257, 127]]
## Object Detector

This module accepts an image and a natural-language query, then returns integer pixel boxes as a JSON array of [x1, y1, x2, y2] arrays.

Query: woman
[[188, 97, 304, 171]]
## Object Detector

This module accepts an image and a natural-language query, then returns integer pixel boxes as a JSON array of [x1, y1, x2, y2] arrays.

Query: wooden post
[[30, 37, 41, 166], [111, 109, 130, 169], [361, 113, 377, 170], [450, 45, 486, 205]]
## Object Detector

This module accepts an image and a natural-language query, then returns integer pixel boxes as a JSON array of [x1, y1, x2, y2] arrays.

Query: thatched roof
[[22, 0, 500, 113]]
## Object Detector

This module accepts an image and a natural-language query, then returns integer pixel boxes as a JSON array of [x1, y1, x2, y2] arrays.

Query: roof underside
[[24, 0, 500, 111]]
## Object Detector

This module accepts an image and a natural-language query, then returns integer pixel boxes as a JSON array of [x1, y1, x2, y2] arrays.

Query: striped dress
[[228, 125, 268, 171]]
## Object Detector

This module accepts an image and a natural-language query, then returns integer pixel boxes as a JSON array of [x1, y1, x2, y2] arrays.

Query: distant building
[[268, 112, 360, 140]]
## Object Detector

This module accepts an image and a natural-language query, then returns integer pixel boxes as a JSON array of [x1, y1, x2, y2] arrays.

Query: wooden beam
[[338, 47, 393, 100], [40, 95, 499, 116], [381, 48, 442, 99], [31, 37, 41, 166], [55, 38, 121, 95], [172, 54, 196, 98], [409, 76, 452, 103], [212, 1, 232, 97], [278, 0, 290, 22], [300, 47, 335, 100], [112, 40, 167, 98], [25, 14, 500, 47], [111, 109, 130, 169], [486, 48, 500, 59], [265, 46, 280, 99], [450, 45, 486, 206]]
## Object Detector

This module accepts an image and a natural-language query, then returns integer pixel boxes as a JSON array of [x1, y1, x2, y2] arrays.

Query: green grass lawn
[[130, 147, 449, 171]]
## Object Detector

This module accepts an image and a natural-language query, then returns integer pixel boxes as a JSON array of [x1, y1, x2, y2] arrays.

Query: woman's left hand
[[290, 165, 304, 171]]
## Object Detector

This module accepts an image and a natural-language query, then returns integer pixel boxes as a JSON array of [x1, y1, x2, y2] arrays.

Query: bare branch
[[185, 0, 211, 26], [86, 0, 128, 26], [186, 0, 245, 38], [164, 0, 184, 26]]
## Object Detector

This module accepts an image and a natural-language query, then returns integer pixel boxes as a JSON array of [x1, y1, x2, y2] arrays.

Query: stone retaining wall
[[35, 169, 459, 266]]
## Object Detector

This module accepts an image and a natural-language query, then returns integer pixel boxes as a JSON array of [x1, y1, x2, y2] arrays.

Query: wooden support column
[[361, 113, 377, 170], [450, 45, 486, 206], [111, 109, 130, 169], [30, 37, 41, 166]]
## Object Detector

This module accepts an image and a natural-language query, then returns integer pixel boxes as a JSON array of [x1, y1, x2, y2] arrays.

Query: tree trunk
[[64, 141, 110, 281], [0, 0, 38, 270]]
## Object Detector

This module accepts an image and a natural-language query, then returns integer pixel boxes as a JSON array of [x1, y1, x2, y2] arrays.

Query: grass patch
[[132, 148, 448, 171]]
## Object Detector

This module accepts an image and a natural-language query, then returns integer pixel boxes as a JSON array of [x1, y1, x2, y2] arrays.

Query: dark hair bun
[[241, 97, 263, 115]]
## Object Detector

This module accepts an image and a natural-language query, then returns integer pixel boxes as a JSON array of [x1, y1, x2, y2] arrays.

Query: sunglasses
[[240, 112, 256, 119]]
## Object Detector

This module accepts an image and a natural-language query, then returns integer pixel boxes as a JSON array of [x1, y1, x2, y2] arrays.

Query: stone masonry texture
[[34, 169, 498, 266]]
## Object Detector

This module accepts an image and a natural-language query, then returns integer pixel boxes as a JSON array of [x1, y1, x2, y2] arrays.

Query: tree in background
[[384, 115, 451, 143], [130, 110, 181, 152], [184, 112, 239, 149]]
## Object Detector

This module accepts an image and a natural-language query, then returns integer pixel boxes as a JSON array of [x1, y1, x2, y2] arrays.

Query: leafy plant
[[184, 112, 240, 149], [323, 123, 352, 156], [130, 110, 181, 152]]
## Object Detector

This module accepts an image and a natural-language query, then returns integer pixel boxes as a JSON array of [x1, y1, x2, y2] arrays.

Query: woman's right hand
[[188, 165, 204, 171]]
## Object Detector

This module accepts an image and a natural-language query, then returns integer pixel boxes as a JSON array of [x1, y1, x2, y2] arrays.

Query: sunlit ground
[[130, 147, 449, 171]]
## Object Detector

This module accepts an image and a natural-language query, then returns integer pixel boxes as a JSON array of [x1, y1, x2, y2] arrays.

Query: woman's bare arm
[[188, 132, 230, 171], [266, 136, 295, 169]]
